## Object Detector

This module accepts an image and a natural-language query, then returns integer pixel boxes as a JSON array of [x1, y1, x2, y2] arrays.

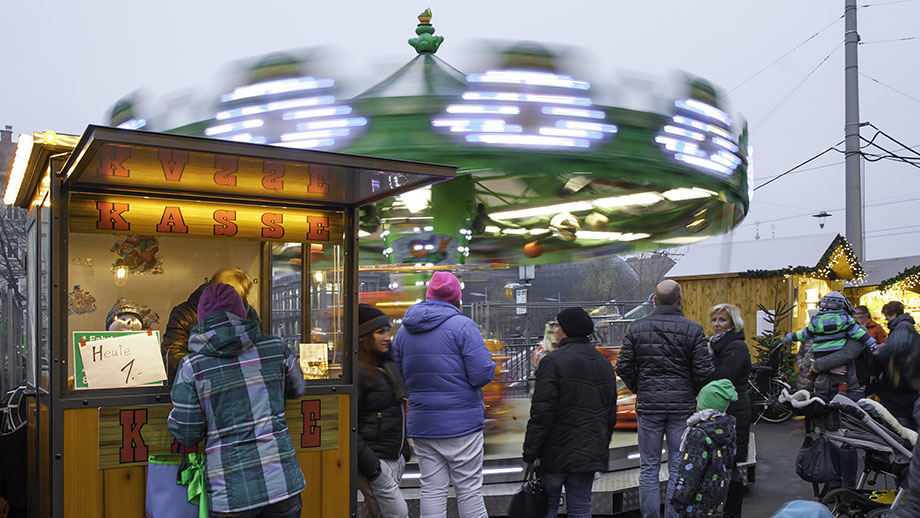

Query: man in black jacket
[[616, 280, 714, 518], [874, 301, 919, 430], [523, 307, 618, 518]]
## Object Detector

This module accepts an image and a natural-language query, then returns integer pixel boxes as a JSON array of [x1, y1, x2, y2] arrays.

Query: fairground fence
[[463, 300, 646, 396]]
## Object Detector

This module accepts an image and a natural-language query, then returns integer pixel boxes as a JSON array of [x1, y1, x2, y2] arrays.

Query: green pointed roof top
[[408, 8, 444, 54]]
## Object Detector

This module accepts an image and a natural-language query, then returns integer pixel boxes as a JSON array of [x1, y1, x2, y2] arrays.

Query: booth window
[[65, 192, 346, 391]]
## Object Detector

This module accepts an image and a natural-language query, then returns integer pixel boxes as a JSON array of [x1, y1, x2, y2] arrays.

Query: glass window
[[39, 207, 51, 392], [25, 217, 37, 388]]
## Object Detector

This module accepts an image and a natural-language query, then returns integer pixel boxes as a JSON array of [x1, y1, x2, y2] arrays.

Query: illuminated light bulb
[[113, 265, 129, 288], [314, 271, 325, 283], [42, 131, 57, 144]]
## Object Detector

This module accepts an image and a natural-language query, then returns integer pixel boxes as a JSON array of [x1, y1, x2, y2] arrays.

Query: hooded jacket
[[522, 337, 618, 473], [670, 410, 737, 517], [162, 282, 261, 382], [617, 305, 715, 415], [167, 311, 306, 513], [392, 299, 496, 439], [710, 329, 751, 462], [873, 314, 919, 419]]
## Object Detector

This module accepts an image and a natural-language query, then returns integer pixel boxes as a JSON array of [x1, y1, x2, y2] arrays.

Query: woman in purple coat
[[392, 272, 496, 518]]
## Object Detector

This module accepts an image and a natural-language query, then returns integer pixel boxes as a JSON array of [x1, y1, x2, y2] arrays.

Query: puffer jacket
[[617, 305, 714, 415], [710, 329, 752, 462], [873, 314, 919, 420], [357, 354, 410, 480], [897, 436, 920, 517], [162, 282, 260, 382], [392, 299, 496, 439], [167, 311, 306, 513], [670, 410, 737, 518], [522, 337, 618, 473]]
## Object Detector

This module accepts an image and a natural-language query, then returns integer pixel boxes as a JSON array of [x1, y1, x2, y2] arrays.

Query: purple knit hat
[[198, 283, 247, 321], [426, 272, 461, 305]]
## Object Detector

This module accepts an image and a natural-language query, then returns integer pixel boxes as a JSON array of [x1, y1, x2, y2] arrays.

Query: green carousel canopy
[[106, 8, 752, 265]]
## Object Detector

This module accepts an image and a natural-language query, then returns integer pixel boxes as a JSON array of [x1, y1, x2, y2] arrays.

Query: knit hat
[[697, 379, 738, 412], [198, 283, 247, 321], [555, 307, 594, 337], [770, 500, 834, 518], [358, 303, 390, 337], [426, 272, 462, 305], [818, 291, 854, 314], [105, 298, 143, 331]]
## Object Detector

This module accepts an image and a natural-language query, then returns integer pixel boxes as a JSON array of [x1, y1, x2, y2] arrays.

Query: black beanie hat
[[556, 307, 594, 337], [358, 303, 390, 337]]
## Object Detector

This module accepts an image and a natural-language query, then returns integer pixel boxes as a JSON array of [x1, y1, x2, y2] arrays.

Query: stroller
[[784, 389, 915, 518]]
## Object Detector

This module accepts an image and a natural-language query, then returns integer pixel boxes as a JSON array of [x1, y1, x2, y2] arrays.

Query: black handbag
[[795, 434, 839, 483], [507, 465, 548, 518]]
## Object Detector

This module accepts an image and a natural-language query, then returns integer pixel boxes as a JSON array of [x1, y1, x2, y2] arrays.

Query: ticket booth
[[5, 126, 455, 517]]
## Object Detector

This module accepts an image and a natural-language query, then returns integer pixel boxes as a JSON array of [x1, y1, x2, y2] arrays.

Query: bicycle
[[748, 342, 794, 424]]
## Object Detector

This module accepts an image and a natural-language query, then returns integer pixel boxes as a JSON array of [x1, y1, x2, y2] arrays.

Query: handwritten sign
[[75, 331, 166, 389]]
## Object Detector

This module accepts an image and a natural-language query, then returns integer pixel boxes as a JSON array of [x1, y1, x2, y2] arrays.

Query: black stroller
[[785, 389, 915, 517]]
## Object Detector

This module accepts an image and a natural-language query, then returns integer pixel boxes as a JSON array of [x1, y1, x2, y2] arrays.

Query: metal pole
[[844, 0, 864, 258]]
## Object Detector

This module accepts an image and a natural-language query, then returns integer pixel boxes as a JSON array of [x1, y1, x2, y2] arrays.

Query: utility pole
[[844, 0, 864, 258]]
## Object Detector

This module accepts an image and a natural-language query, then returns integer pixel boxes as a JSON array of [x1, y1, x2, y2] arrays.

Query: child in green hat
[[669, 379, 738, 517]]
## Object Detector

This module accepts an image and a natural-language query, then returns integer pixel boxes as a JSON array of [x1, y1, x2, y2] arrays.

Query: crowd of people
[[162, 268, 919, 518]]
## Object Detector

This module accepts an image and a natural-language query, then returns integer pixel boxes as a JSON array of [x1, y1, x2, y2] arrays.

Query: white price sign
[[78, 331, 167, 388]]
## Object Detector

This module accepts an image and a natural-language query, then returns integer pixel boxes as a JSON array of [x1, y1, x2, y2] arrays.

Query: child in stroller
[[783, 389, 916, 517]]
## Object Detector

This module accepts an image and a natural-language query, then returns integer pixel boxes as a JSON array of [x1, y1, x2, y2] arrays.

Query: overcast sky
[[2, 0, 918, 261]]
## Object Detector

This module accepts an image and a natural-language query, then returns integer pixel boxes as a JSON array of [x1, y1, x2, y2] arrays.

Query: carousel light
[[663, 125, 705, 141], [216, 96, 335, 120], [281, 129, 350, 141], [295, 117, 367, 131], [446, 105, 520, 114], [398, 187, 431, 214], [424, 226, 434, 232], [282, 106, 352, 120], [484, 225, 501, 233], [220, 76, 335, 102], [593, 192, 663, 208], [314, 271, 325, 283], [675, 99, 732, 126], [116, 118, 147, 130], [204, 119, 264, 136], [663, 187, 716, 201], [358, 230, 371, 237], [467, 70, 590, 90], [674, 153, 733, 176], [273, 138, 336, 149], [655, 136, 706, 157], [491, 201, 593, 220], [556, 120, 617, 134], [462, 92, 592, 106], [671, 116, 731, 139], [541, 106, 605, 119], [712, 136, 740, 153], [465, 134, 589, 148]]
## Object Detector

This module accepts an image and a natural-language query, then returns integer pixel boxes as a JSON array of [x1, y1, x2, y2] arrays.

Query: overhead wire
[[753, 142, 845, 191], [721, 14, 843, 98], [860, 72, 920, 106], [751, 41, 844, 132], [865, 123, 920, 158], [860, 36, 920, 44], [859, 0, 916, 7]]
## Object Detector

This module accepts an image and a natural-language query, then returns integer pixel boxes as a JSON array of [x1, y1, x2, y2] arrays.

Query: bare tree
[[0, 206, 27, 312]]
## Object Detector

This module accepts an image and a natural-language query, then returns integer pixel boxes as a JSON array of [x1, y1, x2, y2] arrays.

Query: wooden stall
[[4, 127, 455, 517], [844, 256, 920, 329], [667, 234, 864, 345]]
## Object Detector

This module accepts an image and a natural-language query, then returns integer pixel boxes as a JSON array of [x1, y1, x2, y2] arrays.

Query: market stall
[[4, 126, 455, 517], [845, 256, 920, 329]]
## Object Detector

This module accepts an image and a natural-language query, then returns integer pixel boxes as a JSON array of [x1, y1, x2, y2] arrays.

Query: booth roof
[[667, 233, 862, 280]]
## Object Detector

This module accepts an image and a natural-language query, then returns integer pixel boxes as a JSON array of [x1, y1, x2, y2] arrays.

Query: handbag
[[795, 434, 838, 483], [507, 465, 548, 518], [146, 454, 207, 518]]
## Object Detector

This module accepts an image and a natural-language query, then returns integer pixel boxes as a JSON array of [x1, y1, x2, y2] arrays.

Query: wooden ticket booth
[[6, 126, 455, 517]]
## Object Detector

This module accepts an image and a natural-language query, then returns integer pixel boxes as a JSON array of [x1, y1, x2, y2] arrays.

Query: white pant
[[357, 457, 408, 518], [414, 430, 488, 518]]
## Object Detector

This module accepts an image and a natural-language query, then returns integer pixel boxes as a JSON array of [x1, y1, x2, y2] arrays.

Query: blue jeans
[[209, 494, 302, 518], [541, 472, 594, 518], [637, 413, 690, 518]]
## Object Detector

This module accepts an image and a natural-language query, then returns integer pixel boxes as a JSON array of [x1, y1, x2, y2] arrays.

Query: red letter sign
[[214, 155, 238, 186], [213, 210, 238, 236], [158, 150, 189, 182], [261, 213, 284, 239], [307, 216, 329, 241], [96, 202, 131, 231], [262, 161, 285, 191], [307, 165, 329, 194], [301, 400, 321, 448], [98, 145, 131, 177], [119, 409, 148, 463], [156, 207, 189, 234]]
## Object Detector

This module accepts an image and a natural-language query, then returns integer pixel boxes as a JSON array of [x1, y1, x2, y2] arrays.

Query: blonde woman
[[708, 303, 752, 518]]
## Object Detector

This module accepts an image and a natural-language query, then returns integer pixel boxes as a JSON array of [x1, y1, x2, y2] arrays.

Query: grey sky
[[2, 0, 918, 261]]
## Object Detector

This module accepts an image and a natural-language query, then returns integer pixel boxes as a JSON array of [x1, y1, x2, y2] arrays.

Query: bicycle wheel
[[759, 378, 793, 423]]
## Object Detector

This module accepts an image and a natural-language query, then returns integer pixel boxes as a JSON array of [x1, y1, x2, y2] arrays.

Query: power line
[[721, 15, 843, 98], [860, 72, 920, 106], [753, 142, 844, 191], [866, 123, 920, 158], [738, 194, 920, 228], [860, 0, 916, 7], [751, 41, 843, 132], [860, 35, 920, 44]]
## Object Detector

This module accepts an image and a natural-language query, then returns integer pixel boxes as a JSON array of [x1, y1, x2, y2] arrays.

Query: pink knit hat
[[426, 272, 461, 305]]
